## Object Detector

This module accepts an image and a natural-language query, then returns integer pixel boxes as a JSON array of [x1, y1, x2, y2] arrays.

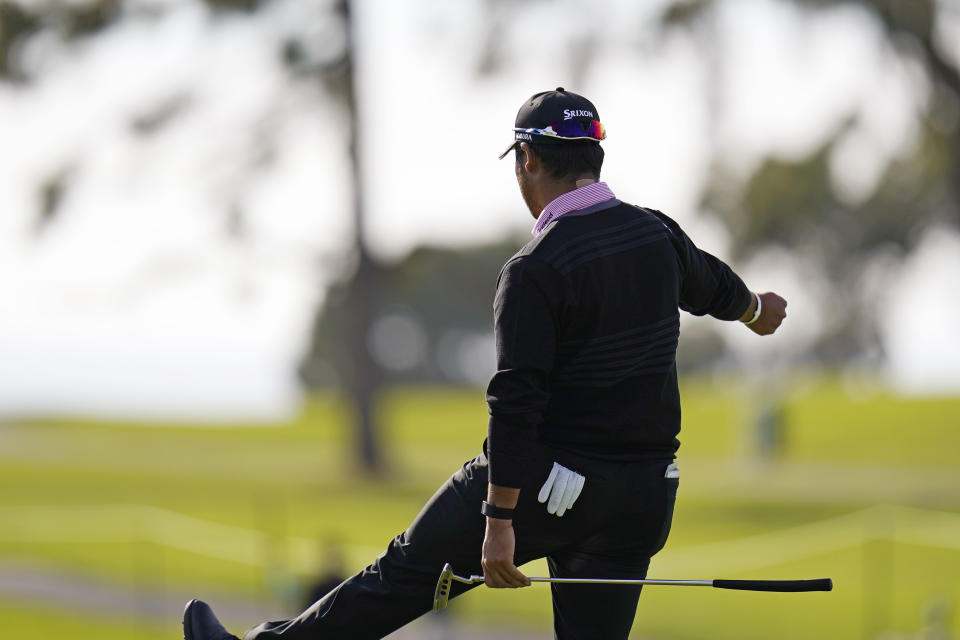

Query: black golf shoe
[[183, 599, 240, 640]]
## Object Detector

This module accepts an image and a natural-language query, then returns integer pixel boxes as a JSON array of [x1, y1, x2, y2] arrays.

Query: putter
[[432, 562, 832, 611]]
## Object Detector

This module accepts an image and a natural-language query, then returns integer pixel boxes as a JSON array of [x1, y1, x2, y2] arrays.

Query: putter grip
[[713, 578, 833, 592]]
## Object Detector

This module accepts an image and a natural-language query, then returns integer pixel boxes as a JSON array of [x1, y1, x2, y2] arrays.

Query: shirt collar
[[532, 181, 617, 236]]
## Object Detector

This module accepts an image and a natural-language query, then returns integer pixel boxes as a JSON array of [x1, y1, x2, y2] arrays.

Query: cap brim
[[498, 141, 518, 160]]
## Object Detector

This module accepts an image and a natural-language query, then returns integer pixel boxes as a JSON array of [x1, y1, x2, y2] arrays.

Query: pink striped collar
[[532, 181, 617, 236]]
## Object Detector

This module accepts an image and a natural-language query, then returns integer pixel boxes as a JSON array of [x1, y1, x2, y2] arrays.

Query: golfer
[[184, 88, 787, 640]]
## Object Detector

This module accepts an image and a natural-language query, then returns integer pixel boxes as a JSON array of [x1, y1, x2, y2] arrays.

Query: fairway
[[2, 378, 959, 639]]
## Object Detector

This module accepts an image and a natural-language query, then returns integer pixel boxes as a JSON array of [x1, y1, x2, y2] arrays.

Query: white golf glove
[[537, 462, 585, 517]]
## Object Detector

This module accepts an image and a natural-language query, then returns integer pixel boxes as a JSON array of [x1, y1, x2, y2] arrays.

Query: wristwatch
[[481, 500, 515, 520]]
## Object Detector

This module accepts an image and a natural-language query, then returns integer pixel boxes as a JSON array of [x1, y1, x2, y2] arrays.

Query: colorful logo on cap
[[513, 118, 606, 142]]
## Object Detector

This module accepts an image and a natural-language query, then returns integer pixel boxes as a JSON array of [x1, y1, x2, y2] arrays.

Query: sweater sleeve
[[485, 255, 560, 488], [650, 210, 752, 321]]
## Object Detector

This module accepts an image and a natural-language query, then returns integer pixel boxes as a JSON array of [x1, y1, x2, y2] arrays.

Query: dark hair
[[516, 140, 604, 180]]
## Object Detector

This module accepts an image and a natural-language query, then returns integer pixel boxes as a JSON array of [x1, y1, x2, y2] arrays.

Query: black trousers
[[243, 447, 678, 640]]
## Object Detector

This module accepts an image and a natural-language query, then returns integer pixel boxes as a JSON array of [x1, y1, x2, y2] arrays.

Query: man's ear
[[518, 142, 538, 174]]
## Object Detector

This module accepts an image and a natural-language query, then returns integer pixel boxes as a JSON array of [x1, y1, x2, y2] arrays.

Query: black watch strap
[[481, 500, 515, 520]]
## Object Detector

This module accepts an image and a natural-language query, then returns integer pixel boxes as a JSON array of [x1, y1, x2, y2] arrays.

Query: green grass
[[2, 379, 960, 639], [0, 601, 171, 640]]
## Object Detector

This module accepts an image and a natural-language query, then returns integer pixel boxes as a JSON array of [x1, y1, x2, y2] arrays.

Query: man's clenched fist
[[744, 291, 787, 336]]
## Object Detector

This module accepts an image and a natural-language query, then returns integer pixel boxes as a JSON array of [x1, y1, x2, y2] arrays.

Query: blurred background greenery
[[3, 382, 960, 638], [1, 0, 959, 638]]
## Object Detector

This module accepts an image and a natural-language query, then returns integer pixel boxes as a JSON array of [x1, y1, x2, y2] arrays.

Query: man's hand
[[742, 291, 787, 336], [538, 462, 585, 517], [481, 519, 530, 588]]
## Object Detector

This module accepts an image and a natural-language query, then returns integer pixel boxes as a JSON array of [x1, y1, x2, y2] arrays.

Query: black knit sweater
[[485, 201, 751, 488]]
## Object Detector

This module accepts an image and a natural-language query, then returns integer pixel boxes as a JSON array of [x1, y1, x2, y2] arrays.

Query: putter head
[[433, 563, 455, 612]]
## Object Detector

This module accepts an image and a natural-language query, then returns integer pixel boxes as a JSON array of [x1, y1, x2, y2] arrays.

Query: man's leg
[[547, 462, 679, 640], [547, 550, 647, 640], [243, 455, 491, 640]]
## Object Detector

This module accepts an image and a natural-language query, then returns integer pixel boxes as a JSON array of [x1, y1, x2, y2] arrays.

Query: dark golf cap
[[499, 87, 606, 159]]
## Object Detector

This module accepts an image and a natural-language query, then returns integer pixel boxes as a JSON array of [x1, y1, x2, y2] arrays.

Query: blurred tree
[[327, 0, 386, 475], [0, 0, 118, 83], [1, 0, 387, 473], [1, 0, 122, 231], [662, 0, 959, 362], [0, 0, 271, 232], [473, 0, 604, 88], [0, 2, 41, 82], [285, 0, 387, 475], [301, 239, 519, 386]]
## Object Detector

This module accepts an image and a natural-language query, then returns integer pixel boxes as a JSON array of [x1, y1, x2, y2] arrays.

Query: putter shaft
[[452, 573, 711, 587], [433, 563, 832, 611]]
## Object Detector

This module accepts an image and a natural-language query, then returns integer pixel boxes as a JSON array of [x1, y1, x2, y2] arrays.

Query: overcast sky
[[1, 0, 958, 420]]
